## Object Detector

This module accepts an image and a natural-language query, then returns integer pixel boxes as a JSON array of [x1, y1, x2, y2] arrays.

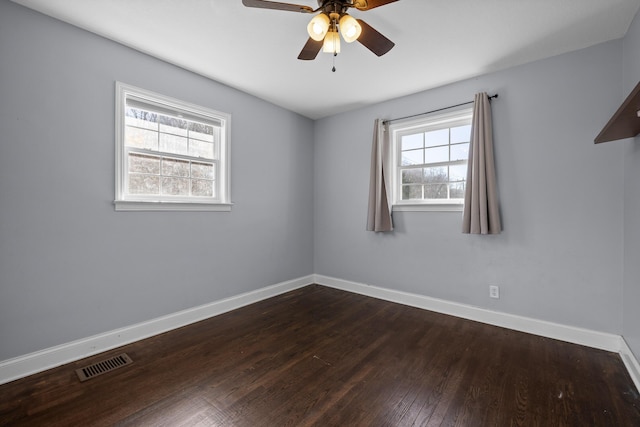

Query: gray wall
[[2, 0, 638, 366], [0, 2, 314, 361], [314, 40, 625, 334], [623, 10, 640, 358]]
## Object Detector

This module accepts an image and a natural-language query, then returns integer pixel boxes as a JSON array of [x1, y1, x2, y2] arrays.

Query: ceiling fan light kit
[[307, 13, 330, 41], [339, 14, 362, 42], [322, 29, 341, 53], [242, 0, 397, 67]]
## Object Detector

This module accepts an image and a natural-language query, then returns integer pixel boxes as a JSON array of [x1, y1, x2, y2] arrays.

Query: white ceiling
[[11, 0, 640, 119]]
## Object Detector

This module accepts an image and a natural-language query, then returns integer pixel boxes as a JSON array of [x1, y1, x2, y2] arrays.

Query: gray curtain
[[366, 119, 393, 232], [462, 92, 502, 234]]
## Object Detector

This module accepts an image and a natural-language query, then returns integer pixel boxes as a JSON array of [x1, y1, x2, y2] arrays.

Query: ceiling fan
[[242, 0, 397, 61]]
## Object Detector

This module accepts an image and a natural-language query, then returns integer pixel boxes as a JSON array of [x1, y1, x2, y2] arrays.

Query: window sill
[[114, 200, 233, 212], [393, 203, 463, 212]]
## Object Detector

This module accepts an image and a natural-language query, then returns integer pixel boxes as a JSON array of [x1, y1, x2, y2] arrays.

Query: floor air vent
[[75, 353, 133, 382]]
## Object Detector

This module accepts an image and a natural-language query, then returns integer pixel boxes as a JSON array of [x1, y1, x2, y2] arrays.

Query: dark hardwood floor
[[1, 285, 638, 426]]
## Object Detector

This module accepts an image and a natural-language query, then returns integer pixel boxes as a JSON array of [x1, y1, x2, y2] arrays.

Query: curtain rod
[[383, 94, 499, 125]]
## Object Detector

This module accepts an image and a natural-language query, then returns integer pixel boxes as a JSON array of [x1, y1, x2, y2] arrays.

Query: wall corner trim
[[619, 337, 640, 393], [0, 275, 314, 386]]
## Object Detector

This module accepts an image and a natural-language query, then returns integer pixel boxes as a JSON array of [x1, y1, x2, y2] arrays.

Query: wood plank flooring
[[1, 285, 639, 426]]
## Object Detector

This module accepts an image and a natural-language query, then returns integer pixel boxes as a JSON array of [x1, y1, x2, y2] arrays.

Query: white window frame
[[114, 82, 231, 211], [389, 107, 472, 212]]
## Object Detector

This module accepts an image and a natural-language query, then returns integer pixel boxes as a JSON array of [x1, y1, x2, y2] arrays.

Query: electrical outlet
[[489, 285, 500, 299]]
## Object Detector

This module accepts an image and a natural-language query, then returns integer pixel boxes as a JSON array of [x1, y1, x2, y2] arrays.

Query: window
[[114, 82, 231, 211], [390, 108, 472, 211]]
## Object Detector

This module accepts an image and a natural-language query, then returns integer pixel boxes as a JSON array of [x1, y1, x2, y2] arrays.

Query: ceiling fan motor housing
[[317, 0, 368, 10], [243, 0, 396, 60]]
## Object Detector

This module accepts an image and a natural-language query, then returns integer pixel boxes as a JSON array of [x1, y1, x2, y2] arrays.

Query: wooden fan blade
[[353, 0, 399, 11], [298, 37, 323, 60], [242, 0, 314, 13], [356, 19, 394, 56]]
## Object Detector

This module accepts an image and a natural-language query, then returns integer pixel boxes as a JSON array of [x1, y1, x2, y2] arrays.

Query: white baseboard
[[619, 337, 640, 393], [3, 273, 639, 395], [0, 275, 313, 386], [314, 274, 622, 352], [315, 274, 640, 392]]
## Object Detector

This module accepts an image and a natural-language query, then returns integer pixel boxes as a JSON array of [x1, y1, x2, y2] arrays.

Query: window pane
[[401, 133, 422, 150], [189, 122, 215, 143], [190, 139, 215, 159], [125, 108, 158, 130], [129, 174, 159, 194], [126, 126, 158, 150], [424, 128, 448, 147], [159, 133, 188, 156], [192, 162, 214, 179], [424, 166, 448, 183], [450, 165, 467, 182], [424, 146, 449, 164], [162, 158, 190, 177], [450, 143, 469, 161], [192, 179, 214, 197], [401, 149, 423, 166], [450, 182, 465, 199], [128, 153, 160, 174], [402, 184, 422, 200], [451, 125, 471, 143], [159, 115, 188, 136], [402, 168, 423, 184], [161, 177, 189, 195], [424, 183, 448, 199]]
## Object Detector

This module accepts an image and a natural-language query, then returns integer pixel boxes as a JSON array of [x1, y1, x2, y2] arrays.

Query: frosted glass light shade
[[322, 30, 341, 53], [307, 14, 330, 41], [339, 14, 361, 43]]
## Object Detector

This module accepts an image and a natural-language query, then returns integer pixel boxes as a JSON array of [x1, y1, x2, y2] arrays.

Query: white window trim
[[114, 82, 231, 212], [389, 107, 472, 213]]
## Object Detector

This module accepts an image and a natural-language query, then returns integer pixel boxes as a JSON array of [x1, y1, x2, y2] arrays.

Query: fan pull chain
[[332, 52, 337, 72]]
